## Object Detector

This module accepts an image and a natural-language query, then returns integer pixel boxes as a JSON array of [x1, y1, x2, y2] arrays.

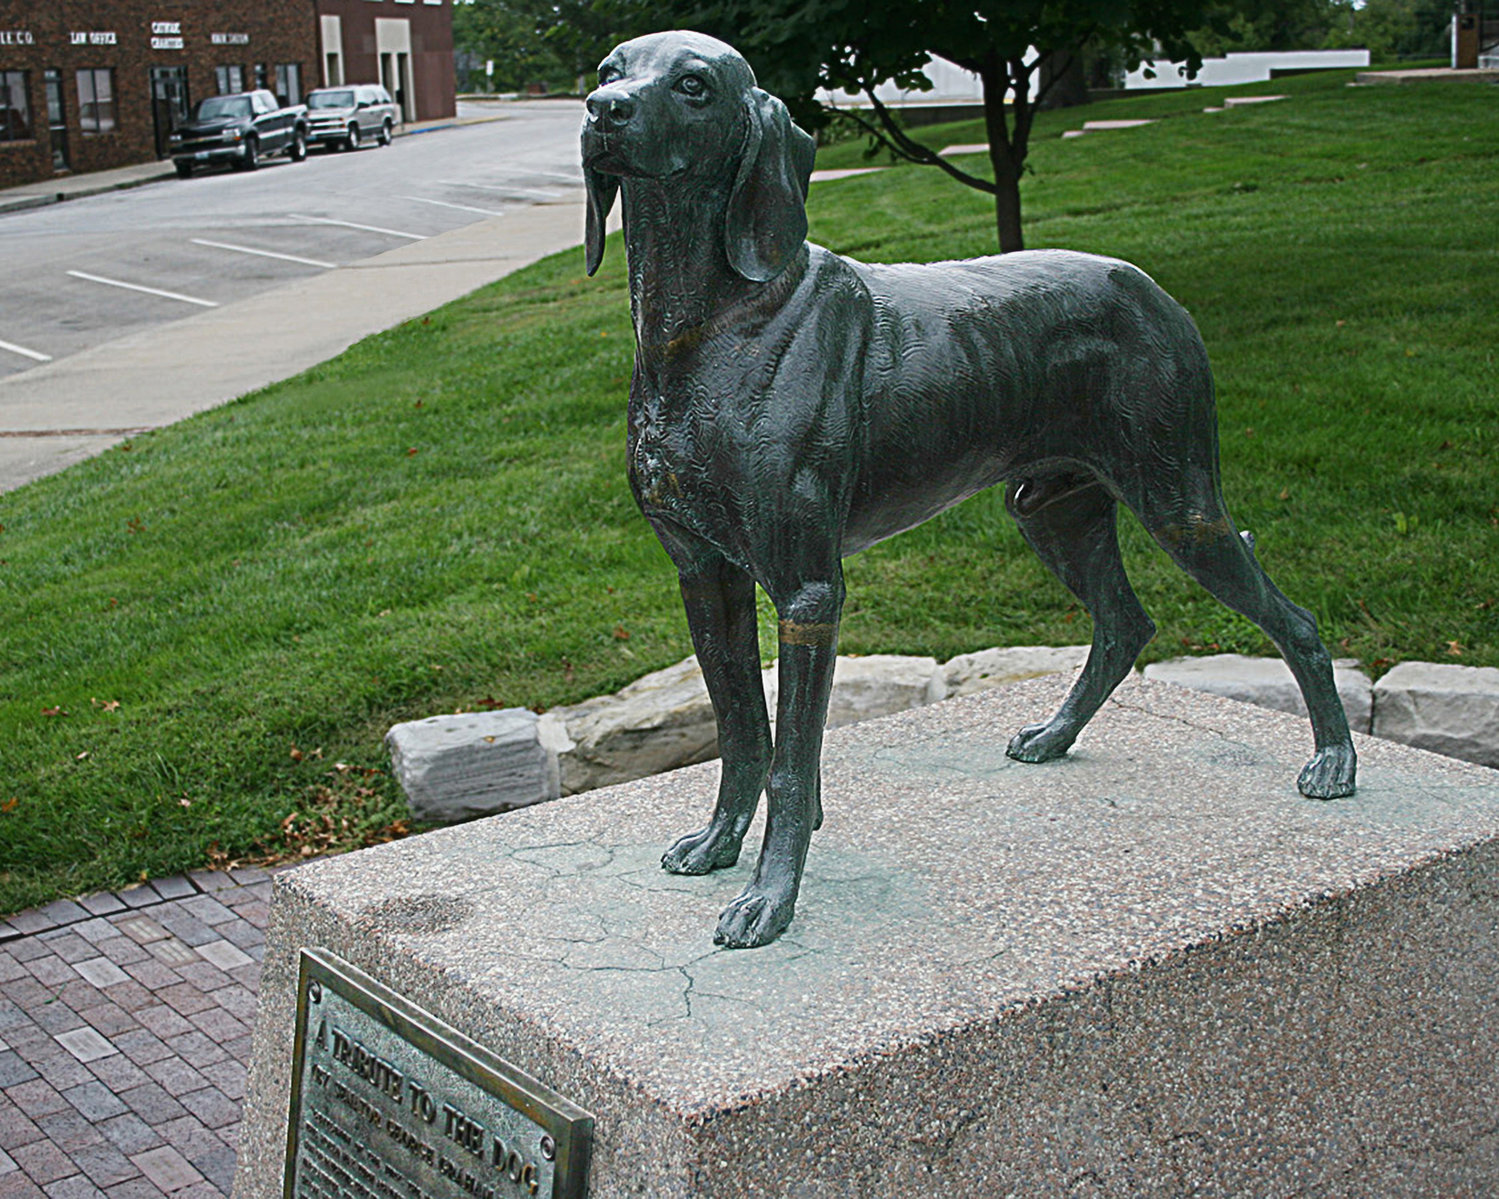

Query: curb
[[0, 114, 509, 217], [0, 168, 176, 215]]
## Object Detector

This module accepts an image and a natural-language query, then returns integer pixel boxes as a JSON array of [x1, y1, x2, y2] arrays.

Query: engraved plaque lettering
[[285, 950, 592, 1199]]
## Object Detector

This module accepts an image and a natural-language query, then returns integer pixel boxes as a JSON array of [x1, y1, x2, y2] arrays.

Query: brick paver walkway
[[0, 870, 276, 1198]]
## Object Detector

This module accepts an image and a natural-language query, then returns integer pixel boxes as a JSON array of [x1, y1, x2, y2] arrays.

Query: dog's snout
[[586, 90, 636, 131]]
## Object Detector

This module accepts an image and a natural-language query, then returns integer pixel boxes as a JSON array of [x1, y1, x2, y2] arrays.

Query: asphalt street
[[0, 100, 585, 382], [0, 100, 612, 493]]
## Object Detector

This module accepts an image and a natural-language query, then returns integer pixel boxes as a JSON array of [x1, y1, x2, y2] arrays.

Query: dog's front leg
[[716, 577, 842, 949], [653, 531, 773, 876]]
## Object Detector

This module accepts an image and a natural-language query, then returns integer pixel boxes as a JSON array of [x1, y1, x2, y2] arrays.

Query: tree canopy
[[451, 0, 1448, 247]]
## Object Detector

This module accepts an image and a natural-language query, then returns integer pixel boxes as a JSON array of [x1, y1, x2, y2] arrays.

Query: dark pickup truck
[[170, 90, 308, 176]]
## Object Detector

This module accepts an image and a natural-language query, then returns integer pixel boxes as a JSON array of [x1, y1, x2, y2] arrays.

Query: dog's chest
[[627, 389, 755, 544]]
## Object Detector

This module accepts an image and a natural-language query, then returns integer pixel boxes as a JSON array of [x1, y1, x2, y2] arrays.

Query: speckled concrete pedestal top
[[236, 675, 1499, 1198]]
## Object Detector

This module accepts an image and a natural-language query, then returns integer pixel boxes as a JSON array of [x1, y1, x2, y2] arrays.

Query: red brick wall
[[313, 0, 453, 122], [0, 0, 319, 188]]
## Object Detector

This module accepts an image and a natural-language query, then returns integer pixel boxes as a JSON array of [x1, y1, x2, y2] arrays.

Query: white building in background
[[1125, 49, 1370, 89], [817, 54, 1040, 110]]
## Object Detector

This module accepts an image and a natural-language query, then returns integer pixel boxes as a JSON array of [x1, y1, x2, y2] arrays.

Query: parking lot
[[0, 101, 586, 382]]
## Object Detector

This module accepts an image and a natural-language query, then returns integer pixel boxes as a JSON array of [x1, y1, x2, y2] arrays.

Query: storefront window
[[275, 63, 302, 108], [216, 64, 245, 95], [1, 70, 32, 143], [75, 69, 116, 135], [254, 63, 269, 91]]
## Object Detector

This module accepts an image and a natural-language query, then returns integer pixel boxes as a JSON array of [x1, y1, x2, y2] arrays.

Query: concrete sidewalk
[[0, 185, 607, 494]]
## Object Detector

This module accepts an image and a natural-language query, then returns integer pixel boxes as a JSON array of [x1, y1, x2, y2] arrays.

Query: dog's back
[[836, 246, 1217, 554]]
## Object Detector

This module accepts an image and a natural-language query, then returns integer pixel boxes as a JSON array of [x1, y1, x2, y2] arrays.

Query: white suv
[[304, 84, 400, 152]]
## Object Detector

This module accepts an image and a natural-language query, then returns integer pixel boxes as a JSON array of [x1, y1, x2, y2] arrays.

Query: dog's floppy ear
[[725, 88, 816, 283], [585, 166, 619, 277]]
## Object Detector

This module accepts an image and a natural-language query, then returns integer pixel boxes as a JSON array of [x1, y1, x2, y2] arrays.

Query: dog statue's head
[[581, 31, 817, 283]]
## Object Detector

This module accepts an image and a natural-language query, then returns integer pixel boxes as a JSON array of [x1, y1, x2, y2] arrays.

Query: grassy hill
[[1, 69, 1494, 913]]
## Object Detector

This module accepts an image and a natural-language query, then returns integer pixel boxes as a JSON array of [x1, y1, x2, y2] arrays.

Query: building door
[[44, 68, 68, 172], [375, 19, 415, 121], [149, 66, 190, 158]]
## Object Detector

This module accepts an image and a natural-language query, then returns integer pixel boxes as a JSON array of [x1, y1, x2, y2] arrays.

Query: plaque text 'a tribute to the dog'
[[285, 951, 591, 1199]]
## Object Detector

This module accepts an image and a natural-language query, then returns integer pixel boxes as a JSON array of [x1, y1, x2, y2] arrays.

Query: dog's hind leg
[[661, 553, 774, 875], [1134, 490, 1356, 799], [1005, 474, 1157, 764]]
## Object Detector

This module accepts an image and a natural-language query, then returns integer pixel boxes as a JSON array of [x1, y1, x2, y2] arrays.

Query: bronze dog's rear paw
[[662, 824, 744, 875], [1298, 744, 1357, 800], [1006, 721, 1076, 764], [714, 884, 795, 949]]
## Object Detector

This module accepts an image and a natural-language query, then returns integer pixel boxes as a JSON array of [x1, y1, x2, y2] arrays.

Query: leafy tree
[[643, 1, 1215, 252], [1322, 0, 1451, 62], [1186, 0, 1344, 56], [452, 0, 571, 92]]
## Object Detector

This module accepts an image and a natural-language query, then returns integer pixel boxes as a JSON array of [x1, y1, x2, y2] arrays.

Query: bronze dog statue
[[581, 31, 1356, 949]]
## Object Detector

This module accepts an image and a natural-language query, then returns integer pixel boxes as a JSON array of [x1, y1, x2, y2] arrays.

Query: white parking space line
[[0, 338, 52, 363], [191, 239, 339, 270], [287, 214, 427, 240], [443, 181, 561, 200], [399, 195, 505, 217], [65, 270, 219, 308]]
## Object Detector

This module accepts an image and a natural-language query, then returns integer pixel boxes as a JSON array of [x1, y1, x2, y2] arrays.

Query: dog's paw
[[714, 885, 796, 949], [1298, 744, 1357, 800], [1006, 722, 1076, 764], [662, 825, 743, 875]]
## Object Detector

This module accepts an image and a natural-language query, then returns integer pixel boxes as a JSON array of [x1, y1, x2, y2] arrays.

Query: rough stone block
[[943, 644, 1091, 696], [1373, 661, 1499, 768], [555, 654, 946, 793], [1143, 652, 1374, 732], [550, 656, 748, 795], [238, 677, 1499, 1197], [825, 654, 946, 728], [385, 709, 568, 824]]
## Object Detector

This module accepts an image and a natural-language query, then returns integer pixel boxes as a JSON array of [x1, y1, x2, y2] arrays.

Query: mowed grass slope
[[2, 71, 1495, 912]]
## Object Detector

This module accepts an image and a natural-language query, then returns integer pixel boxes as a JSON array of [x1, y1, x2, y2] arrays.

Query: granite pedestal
[[236, 675, 1499, 1197]]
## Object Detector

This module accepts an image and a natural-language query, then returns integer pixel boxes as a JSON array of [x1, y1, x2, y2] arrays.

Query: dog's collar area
[[636, 245, 809, 362]]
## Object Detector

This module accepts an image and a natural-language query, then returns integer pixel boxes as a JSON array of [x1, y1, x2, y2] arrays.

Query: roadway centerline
[[65, 270, 219, 307], [399, 195, 505, 217], [287, 214, 427, 240], [0, 338, 51, 363], [190, 239, 339, 270]]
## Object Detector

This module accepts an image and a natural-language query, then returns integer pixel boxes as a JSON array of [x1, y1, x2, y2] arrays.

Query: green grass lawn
[[2, 69, 1494, 913]]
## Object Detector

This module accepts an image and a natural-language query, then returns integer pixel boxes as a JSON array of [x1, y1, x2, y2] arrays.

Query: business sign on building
[[150, 21, 183, 50], [71, 31, 118, 45], [211, 32, 250, 46], [0, 30, 35, 45]]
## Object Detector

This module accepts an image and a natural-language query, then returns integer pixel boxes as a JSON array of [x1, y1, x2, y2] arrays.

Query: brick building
[[0, 0, 453, 190], [313, 0, 454, 126]]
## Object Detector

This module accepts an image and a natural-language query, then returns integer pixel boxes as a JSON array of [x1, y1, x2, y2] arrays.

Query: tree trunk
[[980, 65, 1025, 253], [991, 155, 1024, 253]]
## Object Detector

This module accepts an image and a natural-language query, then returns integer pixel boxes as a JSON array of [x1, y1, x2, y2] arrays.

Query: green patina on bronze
[[582, 31, 1356, 950]]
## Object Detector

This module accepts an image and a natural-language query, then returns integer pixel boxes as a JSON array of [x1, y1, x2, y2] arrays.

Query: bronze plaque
[[284, 950, 592, 1199]]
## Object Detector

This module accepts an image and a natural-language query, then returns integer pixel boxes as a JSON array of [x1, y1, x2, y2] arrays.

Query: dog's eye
[[674, 75, 707, 97], [597, 65, 620, 85]]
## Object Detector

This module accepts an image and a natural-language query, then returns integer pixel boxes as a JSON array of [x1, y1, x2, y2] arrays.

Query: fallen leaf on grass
[[1447, 640, 1463, 657], [41, 707, 67, 718], [1, 798, 16, 813]]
